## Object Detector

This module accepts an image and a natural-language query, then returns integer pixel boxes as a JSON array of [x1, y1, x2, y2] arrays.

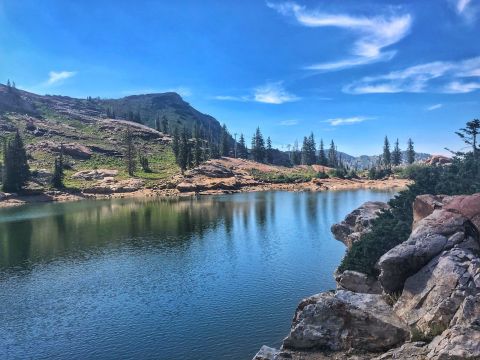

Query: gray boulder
[[282, 290, 408, 352], [378, 209, 472, 293]]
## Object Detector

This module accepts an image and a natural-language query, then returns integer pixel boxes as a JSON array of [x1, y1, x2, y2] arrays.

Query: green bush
[[338, 154, 480, 277], [315, 171, 329, 179]]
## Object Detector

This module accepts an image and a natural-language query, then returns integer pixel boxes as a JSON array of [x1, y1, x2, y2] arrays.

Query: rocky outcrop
[[379, 194, 480, 293], [331, 201, 389, 248], [72, 169, 119, 180], [425, 155, 452, 166], [283, 290, 409, 352], [253, 193, 480, 360], [28, 141, 93, 159]]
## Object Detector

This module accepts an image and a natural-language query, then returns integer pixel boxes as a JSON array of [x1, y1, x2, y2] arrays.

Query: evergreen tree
[[292, 140, 301, 165], [178, 127, 191, 172], [383, 136, 391, 168], [172, 127, 180, 159], [51, 145, 64, 189], [251, 127, 266, 163], [162, 116, 169, 134], [456, 119, 480, 158], [266, 136, 273, 163], [318, 139, 328, 166], [124, 126, 136, 176], [301, 132, 316, 165], [407, 138, 415, 164], [238, 133, 247, 159], [328, 140, 337, 168], [392, 138, 402, 166], [138, 150, 151, 173], [2, 130, 30, 192], [155, 116, 161, 131], [219, 124, 230, 157], [193, 124, 202, 166]]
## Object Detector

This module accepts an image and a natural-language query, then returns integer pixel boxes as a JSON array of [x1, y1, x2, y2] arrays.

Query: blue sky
[[1, 0, 479, 155]]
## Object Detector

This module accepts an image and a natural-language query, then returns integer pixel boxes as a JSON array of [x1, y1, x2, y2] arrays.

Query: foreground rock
[[283, 290, 408, 352], [335, 270, 382, 294], [331, 201, 389, 248]]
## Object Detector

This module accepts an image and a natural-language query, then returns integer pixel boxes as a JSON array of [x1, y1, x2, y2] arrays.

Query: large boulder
[[282, 290, 409, 352], [413, 194, 446, 229], [378, 209, 473, 293], [426, 324, 480, 359], [186, 162, 234, 178], [394, 245, 480, 337], [72, 169, 118, 180], [331, 201, 389, 248]]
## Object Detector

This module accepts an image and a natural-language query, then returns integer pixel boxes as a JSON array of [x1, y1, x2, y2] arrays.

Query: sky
[[0, 0, 479, 156]]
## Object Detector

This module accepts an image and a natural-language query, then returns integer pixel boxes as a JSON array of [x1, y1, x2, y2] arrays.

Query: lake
[[0, 190, 396, 360]]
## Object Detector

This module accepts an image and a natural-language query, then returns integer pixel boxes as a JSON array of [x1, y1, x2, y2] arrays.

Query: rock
[[72, 169, 118, 180], [282, 290, 409, 352], [443, 193, 480, 233], [176, 178, 239, 193], [425, 155, 452, 166], [378, 209, 472, 293], [413, 194, 446, 229], [28, 141, 93, 159], [331, 201, 390, 248], [373, 342, 428, 360], [394, 246, 480, 337], [252, 346, 280, 360], [451, 294, 480, 327], [0, 192, 9, 201], [83, 178, 144, 194], [335, 270, 382, 294], [426, 324, 480, 359], [186, 162, 234, 178]]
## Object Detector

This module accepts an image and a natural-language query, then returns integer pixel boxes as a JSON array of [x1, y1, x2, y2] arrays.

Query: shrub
[[338, 154, 480, 277], [315, 171, 329, 179]]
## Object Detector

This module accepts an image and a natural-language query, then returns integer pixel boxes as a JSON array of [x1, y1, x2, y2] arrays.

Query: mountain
[[337, 151, 431, 169]]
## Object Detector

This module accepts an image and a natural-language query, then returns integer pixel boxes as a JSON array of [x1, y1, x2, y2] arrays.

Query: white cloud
[[214, 82, 299, 104], [325, 116, 370, 126], [345, 56, 480, 94], [443, 81, 480, 93], [46, 71, 76, 85], [254, 82, 299, 104], [426, 104, 443, 111], [279, 119, 299, 126], [267, 1, 412, 71], [457, 0, 472, 13]]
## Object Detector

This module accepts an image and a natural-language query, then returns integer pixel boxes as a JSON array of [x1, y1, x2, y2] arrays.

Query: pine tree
[[178, 127, 191, 172], [238, 133, 247, 159], [124, 126, 136, 176], [328, 140, 337, 168], [292, 140, 301, 165], [2, 130, 30, 192], [251, 127, 266, 163], [301, 133, 316, 165], [456, 119, 480, 158], [51, 145, 64, 189], [266, 137, 273, 163], [407, 138, 415, 165], [162, 116, 169, 134], [155, 116, 161, 131], [193, 124, 202, 166], [383, 136, 391, 168], [392, 139, 402, 166], [172, 127, 180, 159], [138, 150, 151, 173], [318, 139, 327, 166], [219, 124, 230, 157]]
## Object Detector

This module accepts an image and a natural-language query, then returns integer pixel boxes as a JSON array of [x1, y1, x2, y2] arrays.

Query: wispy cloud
[[344, 56, 480, 94], [426, 103, 443, 111], [214, 82, 300, 104], [325, 116, 370, 126], [279, 119, 299, 126], [452, 0, 478, 22], [267, 1, 412, 71], [254, 82, 299, 104], [46, 71, 76, 85]]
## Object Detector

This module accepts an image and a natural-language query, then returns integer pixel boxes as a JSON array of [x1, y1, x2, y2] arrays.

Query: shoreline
[[0, 178, 410, 209]]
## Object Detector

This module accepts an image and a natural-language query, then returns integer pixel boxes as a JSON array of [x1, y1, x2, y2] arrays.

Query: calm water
[[0, 190, 395, 360]]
